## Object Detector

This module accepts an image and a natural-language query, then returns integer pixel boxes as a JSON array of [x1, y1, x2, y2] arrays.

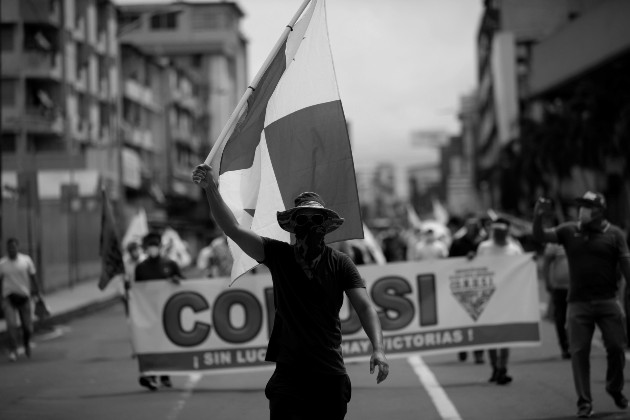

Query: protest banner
[[129, 254, 540, 375]]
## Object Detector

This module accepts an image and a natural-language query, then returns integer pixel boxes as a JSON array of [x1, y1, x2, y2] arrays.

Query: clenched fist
[[192, 164, 213, 188]]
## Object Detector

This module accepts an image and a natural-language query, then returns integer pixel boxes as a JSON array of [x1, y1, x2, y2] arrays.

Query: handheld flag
[[207, 0, 363, 282], [99, 188, 125, 290], [122, 208, 149, 249]]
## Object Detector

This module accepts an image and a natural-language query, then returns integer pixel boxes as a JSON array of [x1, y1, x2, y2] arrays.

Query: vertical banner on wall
[[129, 254, 540, 375]]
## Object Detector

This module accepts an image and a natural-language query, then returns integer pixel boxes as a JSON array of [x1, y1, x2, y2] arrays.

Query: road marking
[[408, 355, 462, 420], [167, 373, 202, 420]]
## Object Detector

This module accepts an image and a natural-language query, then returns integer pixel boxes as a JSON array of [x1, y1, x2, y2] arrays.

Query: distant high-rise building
[[116, 1, 248, 155]]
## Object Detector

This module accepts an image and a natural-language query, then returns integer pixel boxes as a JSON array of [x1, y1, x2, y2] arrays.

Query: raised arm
[[192, 164, 265, 262], [346, 287, 389, 384], [532, 198, 559, 244]]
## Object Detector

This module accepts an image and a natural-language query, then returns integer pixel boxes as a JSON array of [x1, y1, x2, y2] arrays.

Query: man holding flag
[[192, 1, 388, 417], [193, 165, 388, 419]]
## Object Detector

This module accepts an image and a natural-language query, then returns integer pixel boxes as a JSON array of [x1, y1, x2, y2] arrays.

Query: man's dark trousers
[[567, 299, 627, 407]]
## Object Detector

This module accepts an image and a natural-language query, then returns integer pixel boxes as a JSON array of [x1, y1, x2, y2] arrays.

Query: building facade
[[1, 0, 120, 291], [116, 1, 248, 156], [474, 0, 601, 209]]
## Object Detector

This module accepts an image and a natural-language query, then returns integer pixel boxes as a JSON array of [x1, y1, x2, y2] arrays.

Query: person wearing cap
[[475, 217, 523, 385], [134, 232, 184, 391], [192, 164, 388, 420], [533, 191, 630, 418]]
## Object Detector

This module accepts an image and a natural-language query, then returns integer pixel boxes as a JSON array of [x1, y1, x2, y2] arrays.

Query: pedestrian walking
[[134, 232, 183, 391], [476, 217, 523, 385], [192, 164, 389, 420], [0, 238, 41, 361], [542, 242, 570, 359], [533, 191, 630, 418]]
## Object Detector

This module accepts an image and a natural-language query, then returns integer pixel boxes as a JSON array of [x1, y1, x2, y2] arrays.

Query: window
[[1, 134, 16, 152], [1, 79, 16, 106], [150, 12, 177, 30], [1, 25, 14, 51]]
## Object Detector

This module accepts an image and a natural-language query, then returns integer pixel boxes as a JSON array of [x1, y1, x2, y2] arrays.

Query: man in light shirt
[[0, 238, 41, 361], [476, 218, 523, 385]]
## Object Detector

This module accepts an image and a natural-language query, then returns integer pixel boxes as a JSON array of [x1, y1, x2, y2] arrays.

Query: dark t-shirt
[[135, 257, 182, 282], [261, 237, 366, 375], [555, 221, 630, 302]]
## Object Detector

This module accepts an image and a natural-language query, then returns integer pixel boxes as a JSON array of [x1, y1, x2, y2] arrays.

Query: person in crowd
[[533, 192, 630, 418], [408, 228, 448, 261], [476, 217, 523, 385], [134, 232, 184, 391], [192, 163, 389, 420], [449, 217, 486, 364], [542, 241, 570, 360], [196, 234, 233, 278], [0, 238, 41, 361]]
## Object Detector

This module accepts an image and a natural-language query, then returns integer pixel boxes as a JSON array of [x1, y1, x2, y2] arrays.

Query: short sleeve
[[614, 228, 630, 259], [26, 256, 37, 275], [338, 253, 365, 290]]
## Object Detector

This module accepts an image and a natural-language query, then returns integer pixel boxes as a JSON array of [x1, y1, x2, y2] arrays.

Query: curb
[[1, 294, 122, 347]]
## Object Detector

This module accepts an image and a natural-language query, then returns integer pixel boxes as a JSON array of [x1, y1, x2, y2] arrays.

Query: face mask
[[147, 246, 160, 258], [578, 207, 593, 224]]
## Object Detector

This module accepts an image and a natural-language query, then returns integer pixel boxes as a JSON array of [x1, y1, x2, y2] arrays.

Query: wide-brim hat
[[277, 192, 344, 234], [574, 191, 606, 209]]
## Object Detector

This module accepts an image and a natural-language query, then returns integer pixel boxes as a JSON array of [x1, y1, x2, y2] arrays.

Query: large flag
[[211, 0, 362, 281], [99, 189, 125, 291]]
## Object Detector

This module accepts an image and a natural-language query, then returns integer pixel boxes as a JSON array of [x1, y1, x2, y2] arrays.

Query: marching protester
[[0, 238, 41, 361], [533, 192, 630, 418], [192, 163, 389, 420], [134, 232, 184, 391], [541, 241, 570, 360], [121, 241, 144, 315], [475, 217, 523, 385], [408, 228, 448, 261], [196, 233, 233, 278], [449, 217, 486, 364]]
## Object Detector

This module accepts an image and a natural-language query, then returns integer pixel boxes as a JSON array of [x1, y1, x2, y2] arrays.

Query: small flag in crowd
[[99, 188, 125, 291], [209, 0, 363, 281], [122, 208, 149, 249]]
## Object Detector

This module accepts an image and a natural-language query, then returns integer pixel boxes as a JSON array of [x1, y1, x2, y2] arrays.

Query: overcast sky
[[117, 0, 483, 174]]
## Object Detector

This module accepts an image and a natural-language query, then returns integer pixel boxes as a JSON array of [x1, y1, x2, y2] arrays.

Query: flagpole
[[201, 0, 313, 169]]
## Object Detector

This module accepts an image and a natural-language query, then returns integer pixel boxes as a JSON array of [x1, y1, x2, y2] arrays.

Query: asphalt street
[[1, 298, 629, 420]]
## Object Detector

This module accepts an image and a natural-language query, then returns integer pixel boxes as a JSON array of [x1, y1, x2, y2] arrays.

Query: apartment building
[[117, 1, 247, 156], [1, 0, 119, 290], [119, 43, 202, 226]]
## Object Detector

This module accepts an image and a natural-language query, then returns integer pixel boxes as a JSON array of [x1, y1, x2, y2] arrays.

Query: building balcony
[[23, 51, 62, 80], [98, 79, 109, 101], [72, 118, 90, 142], [95, 31, 107, 54], [75, 69, 87, 92], [20, 0, 61, 26], [1, 107, 64, 134], [124, 79, 158, 111], [73, 18, 86, 42], [121, 122, 153, 151], [0, 51, 20, 75]]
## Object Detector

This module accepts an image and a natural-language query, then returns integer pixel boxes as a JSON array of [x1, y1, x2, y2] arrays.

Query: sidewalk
[[0, 279, 121, 335]]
